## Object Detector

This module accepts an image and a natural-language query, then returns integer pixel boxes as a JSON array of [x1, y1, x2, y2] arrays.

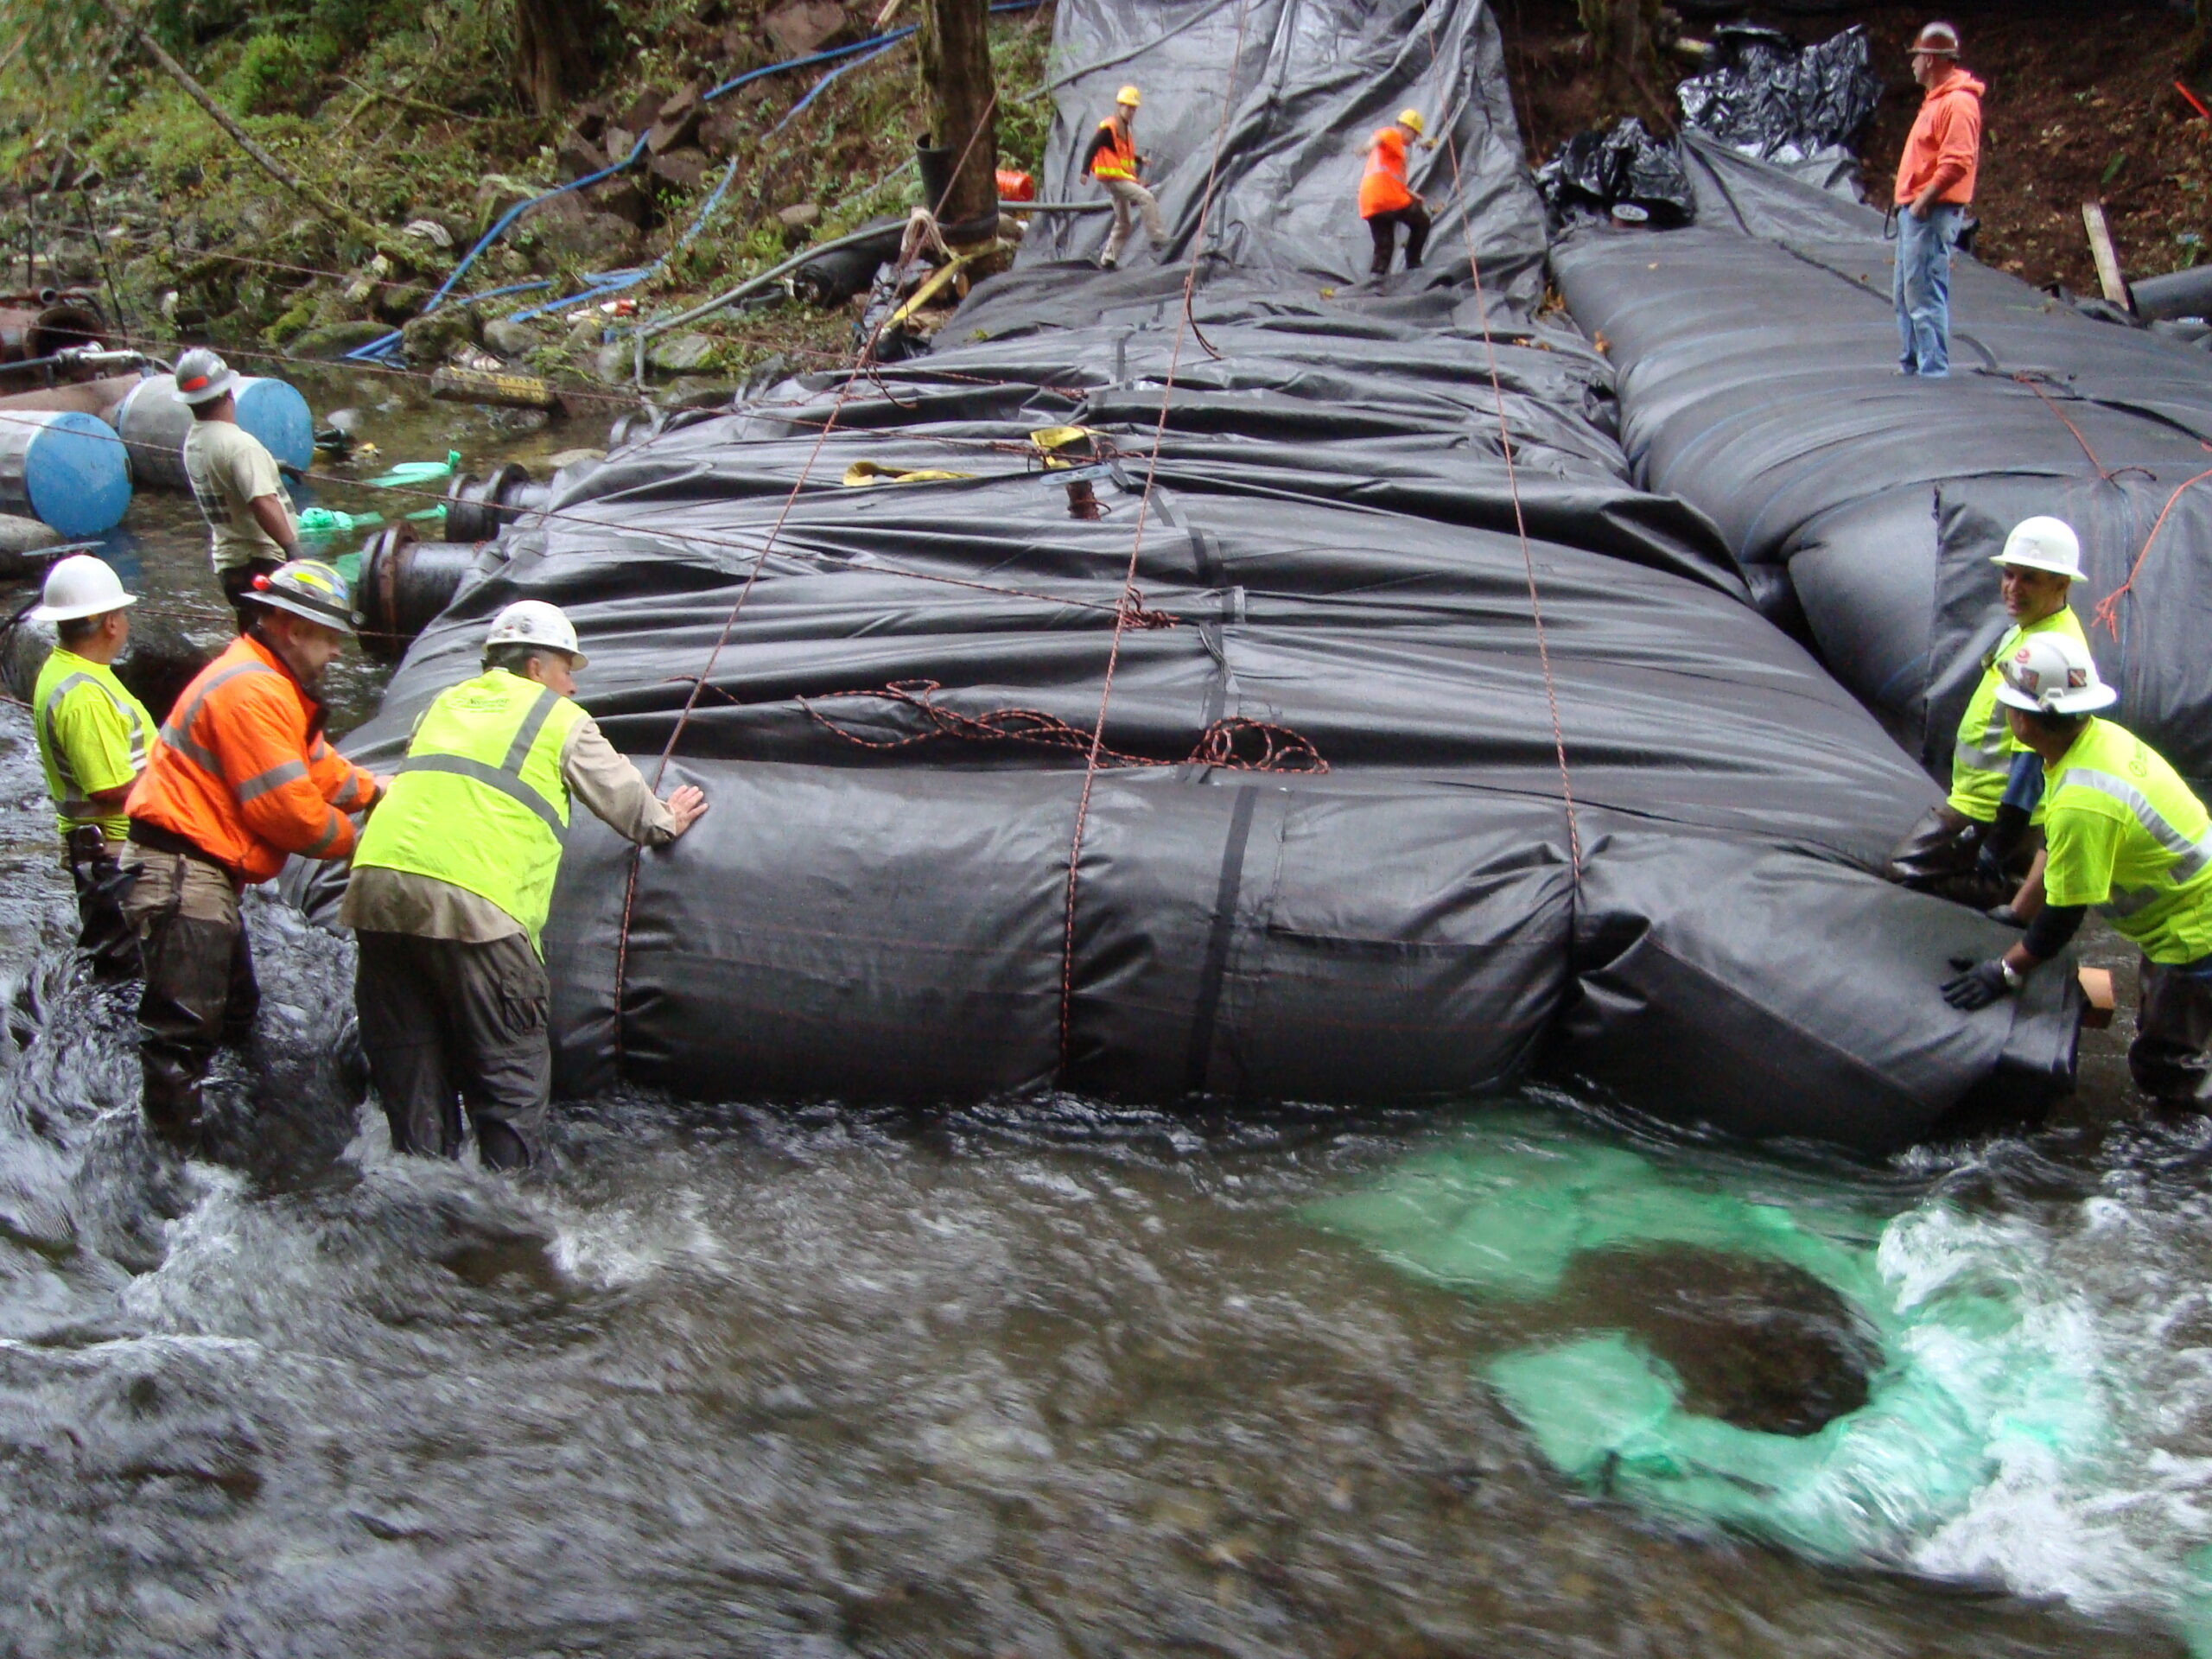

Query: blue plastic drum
[[0, 410, 132, 537], [233, 376, 315, 473]]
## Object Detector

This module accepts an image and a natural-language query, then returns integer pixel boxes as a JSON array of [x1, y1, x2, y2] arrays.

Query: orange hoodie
[[1895, 67, 1984, 207]]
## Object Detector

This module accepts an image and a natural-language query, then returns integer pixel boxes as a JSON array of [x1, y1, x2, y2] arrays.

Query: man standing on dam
[[1361, 108, 1432, 278], [341, 601, 707, 1171], [1887, 516, 2087, 908], [1892, 22, 1982, 378], [1942, 633, 2212, 1112]]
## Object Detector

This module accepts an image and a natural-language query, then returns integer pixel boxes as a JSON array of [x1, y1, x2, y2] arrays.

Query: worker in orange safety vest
[[1361, 108, 1433, 277], [122, 558, 386, 1154], [1084, 84, 1163, 270]]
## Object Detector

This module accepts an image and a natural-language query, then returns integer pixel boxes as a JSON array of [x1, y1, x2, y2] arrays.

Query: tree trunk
[[514, 0, 611, 119], [918, 0, 999, 232], [1579, 0, 1673, 130], [2187, 3, 2212, 77]]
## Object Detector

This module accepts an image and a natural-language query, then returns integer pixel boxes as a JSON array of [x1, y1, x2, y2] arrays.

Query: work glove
[[1941, 957, 2017, 1011]]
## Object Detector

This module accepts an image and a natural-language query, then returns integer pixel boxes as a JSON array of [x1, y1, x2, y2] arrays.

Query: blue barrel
[[0, 410, 131, 537], [114, 372, 315, 489]]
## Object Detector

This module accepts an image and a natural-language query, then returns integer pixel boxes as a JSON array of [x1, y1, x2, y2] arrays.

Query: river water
[[0, 367, 2208, 1657]]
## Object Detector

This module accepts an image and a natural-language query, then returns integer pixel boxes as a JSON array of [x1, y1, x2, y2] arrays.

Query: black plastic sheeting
[[1016, 0, 1543, 293], [1676, 23, 1880, 165], [1553, 129, 2212, 792], [315, 0, 2080, 1151], [1535, 22, 1876, 226]]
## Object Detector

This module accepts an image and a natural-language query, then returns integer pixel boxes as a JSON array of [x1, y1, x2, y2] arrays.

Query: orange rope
[[2090, 463, 2212, 639]]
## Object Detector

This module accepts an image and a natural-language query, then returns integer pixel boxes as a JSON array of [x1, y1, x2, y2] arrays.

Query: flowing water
[[1, 368, 2209, 1658]]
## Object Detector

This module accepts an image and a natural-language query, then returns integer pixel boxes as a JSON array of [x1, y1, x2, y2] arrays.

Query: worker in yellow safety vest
[[29, 555, 154, 978], [342, 600, 707, 1169], [1886, 515, 2089, 911], [1084, 84, 1163, 270], [1941, 632, 2212, 1111]]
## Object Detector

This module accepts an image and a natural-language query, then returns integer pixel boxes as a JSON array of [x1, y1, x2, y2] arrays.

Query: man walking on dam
[[342, 601, 707, 1171], [175, 347, 303, 628], [1361, 108, 1432, 277], [1085, 85, 1162, 270], [123, 560, 384, 1152], [1887, 516, 2086, 907], [1892, 22, 1982, 378], [1942, 633, 2212, 1110], [29, 555, 153, 979]]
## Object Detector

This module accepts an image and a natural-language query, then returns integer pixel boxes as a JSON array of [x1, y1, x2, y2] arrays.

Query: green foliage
[[224, 32, 315, 114]]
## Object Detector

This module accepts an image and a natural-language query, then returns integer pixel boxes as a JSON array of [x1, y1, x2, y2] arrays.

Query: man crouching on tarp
[[1886, 517, 2086, 910], [342, 601, 708, 1170]]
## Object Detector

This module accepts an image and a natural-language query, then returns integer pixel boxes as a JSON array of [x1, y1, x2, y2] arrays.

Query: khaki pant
[[354, 930, 551, 1170], [119, 848, 257, 1150], [1102, 177, 1164, 265]]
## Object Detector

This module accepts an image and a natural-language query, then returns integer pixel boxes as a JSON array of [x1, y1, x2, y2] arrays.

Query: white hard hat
[[172, 346, 239, 406], [1993, 631, 2116, 715], [29, 553, 137, 624], [486, 600, 586, 668], [1991, 515, 2083, 581]]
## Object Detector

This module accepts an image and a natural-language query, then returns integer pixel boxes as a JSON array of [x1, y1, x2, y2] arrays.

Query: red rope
[[1053, 0, 1258, 1076], [2090, 463, 2212, 639], [607, 90, 1003, 1076], [1421, 3, 1582, 880], [2012, 372, 2117, 480], [799, 677, 1327, 773]]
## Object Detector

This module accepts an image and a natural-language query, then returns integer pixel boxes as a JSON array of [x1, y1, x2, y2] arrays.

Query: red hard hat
[[1911, 22, 1960, 57]]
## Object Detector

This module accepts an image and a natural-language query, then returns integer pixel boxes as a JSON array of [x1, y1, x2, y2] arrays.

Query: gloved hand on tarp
[[1941, 955, 2019, 1010]]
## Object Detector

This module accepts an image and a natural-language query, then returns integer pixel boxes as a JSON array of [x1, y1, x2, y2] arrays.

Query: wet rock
[[285, 320, 397, 360], [400, 308, 480, 367], [370, 282, 429, 326], [588, 176, 653, 230], [764, 0, 850, 57], [648, 83, 707, 154], [527, 196, 644, 268], [648, 332, 718, 373], [556, 135, 607, 180], [699, 112, 743, 158], [649, 150, 712, 193], [483, 317, 541, 359], [566, 314, 602, 352]]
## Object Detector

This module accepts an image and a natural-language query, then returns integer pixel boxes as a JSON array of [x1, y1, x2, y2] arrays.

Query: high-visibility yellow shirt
[[2041, 716, 2212, 966], [1946, 604, 2088, 823], [32, 647, 153, 844]]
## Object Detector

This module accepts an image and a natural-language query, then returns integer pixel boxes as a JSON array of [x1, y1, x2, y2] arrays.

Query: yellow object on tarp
[[841, 461, 976, 487]]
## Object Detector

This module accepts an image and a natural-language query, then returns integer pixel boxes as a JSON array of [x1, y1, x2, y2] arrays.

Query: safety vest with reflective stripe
[[1945, 604, 2088, 823], [1090, 117, 1137, 182], [33, 648, 151, 843], [350, 669, 587, 953], [2041, 716, 2212, 965], [1360, 127, 1414, 219], [127, 633, 377, 883]]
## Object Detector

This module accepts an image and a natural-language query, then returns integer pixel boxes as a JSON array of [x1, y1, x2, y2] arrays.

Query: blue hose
[[345, 1, 1043, 363]]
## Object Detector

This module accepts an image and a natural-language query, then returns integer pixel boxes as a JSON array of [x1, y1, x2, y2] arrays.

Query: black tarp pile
[[1536, 24, 1878, 224], [325, 0, 2079, 1151], [1552, 114, 2212, 796]]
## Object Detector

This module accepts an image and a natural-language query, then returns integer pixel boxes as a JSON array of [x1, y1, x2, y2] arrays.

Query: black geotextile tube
[[1552, 130, 2212, 789], [313, 0, 2081, 1151]]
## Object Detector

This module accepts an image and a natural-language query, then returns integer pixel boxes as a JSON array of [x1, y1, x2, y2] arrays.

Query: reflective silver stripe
[[2055, 765, 2212, 886], [501, 686, 559, 773], [329, 771, 371, 810], [395, 753, 566, 836], [234, 759, 308, 802], [1954, 736, 2008, 774], [159, 661, 276, 779], [41, 671, 147, 798], [302, 810, 344, 857]]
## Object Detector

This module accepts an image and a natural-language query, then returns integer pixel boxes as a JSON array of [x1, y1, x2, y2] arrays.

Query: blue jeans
[[1895, 202, 1962, 376]]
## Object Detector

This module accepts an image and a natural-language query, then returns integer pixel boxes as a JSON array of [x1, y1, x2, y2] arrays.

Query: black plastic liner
[[1534, 118, 1694, 227], [318, 0, 2080, 1150], [1552, 130, 2212, 791], [1676, 23, 1880, 165]]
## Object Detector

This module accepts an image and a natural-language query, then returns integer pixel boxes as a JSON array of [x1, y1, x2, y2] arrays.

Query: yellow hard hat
[[1397, 107, 1426, 136], [1117, 85, 1141, 108]]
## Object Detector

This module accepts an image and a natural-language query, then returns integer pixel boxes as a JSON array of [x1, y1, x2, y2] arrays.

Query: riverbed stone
[[649, 331, 718, 373]]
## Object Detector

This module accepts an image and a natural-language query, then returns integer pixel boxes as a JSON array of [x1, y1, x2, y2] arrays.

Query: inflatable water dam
[[325, 0, 2082, 1151], [1553, 130, 2212, 796]]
